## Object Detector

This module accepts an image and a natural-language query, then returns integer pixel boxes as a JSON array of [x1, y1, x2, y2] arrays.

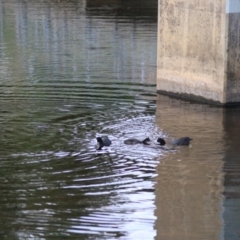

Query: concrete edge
[[157, 90, 240, 107]]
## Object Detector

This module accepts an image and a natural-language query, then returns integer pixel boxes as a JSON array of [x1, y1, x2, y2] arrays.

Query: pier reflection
[[155, 95, 225, 240], [222, 108, 240, 240]]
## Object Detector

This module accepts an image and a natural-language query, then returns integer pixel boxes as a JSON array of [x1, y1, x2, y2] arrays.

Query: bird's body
[[96, 136, 112, 150], [156, 136, 192, 147], [171, 137, 193, 146], [101, 136, 111, 146], [124, 137, 150, 145]]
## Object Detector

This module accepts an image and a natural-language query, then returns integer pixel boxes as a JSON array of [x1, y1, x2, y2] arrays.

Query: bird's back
[[102, 136, 111, 146], [172, 137, 192, 146]]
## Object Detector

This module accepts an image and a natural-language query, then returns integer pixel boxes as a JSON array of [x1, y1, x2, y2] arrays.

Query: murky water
[[154, 97, 240, 240], [0, 1, 240, 240]]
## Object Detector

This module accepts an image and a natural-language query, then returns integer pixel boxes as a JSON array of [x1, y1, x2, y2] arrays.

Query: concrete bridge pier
[[157, 0, 240, 105]]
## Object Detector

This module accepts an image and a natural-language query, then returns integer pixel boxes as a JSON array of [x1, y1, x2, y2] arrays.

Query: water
[[0, 1, 240, 240]]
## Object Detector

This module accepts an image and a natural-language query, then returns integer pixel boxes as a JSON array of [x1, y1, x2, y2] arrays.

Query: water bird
[[124, 137, 150, 145], [96, 136, 112, 150], [157, 137, 192, 146], [157, 137, 166, 146], [171, 137, 193, 146]]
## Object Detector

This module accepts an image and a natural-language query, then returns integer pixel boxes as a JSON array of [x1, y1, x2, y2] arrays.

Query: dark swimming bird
[[157, 138, 166, 146], [96, 136, 112, 150], [171, 137, 193, 146], [124, 137, 150, 145]]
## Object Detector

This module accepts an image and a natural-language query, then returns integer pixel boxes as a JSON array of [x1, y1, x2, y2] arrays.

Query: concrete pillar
[[157, 0, 240, 105]]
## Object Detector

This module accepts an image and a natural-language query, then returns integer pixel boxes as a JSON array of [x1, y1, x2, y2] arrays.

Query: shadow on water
[[155, 94, 240, 240], [155, 95, 225, 240], [222, 108, 240, 240], [86, 0, 158, 20]]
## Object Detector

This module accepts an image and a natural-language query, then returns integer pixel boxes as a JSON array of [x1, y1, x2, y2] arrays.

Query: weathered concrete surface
[[226, 12, 240, 102], [157, 0, 240, 105]]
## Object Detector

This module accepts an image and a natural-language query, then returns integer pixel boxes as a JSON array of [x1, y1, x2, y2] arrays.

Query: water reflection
[[86, 0, 158, 19], [222, 108, 240, 240], [1, 0, 240, 239], [154, 95, 240, 240], [0, 0, 159, 239], [154, 95, 225, 239]]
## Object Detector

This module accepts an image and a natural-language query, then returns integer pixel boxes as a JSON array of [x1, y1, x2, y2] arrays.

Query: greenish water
[[0, 1, 240, 240], [0, 1, 159, 239]]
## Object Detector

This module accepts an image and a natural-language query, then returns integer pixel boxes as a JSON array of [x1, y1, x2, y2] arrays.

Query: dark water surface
[[0, 1, 240, 240]]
